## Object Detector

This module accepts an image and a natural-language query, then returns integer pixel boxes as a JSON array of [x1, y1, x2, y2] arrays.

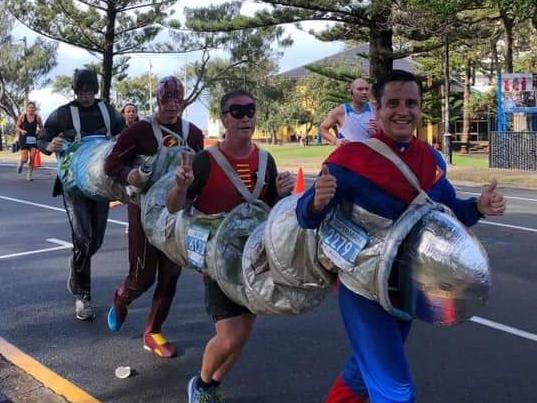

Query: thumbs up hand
[[311, 165, 337, 213], [477, 179, 506, 216]]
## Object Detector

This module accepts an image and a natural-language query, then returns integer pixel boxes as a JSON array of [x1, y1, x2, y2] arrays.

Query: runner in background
[[320, 78, 376, 146], [120, 103, 139, 128], [109, 103, 140, 220], [15, 102, 43, 181]]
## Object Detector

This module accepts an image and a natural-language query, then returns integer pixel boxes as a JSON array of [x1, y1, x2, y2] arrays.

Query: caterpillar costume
[[58, 133, 491, 324]]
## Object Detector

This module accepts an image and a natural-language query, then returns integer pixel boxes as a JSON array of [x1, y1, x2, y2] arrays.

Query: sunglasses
[[223, 103, 256, 119]]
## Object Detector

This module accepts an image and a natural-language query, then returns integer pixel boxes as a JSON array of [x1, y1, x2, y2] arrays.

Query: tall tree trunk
[[490, 37, 499, 79], [270, 128, 277, 145], [501, 10, 514, 73], [471, 64, 476, 86], [368, 1, 393, 82], [0, 74, 18, 120], [102, 6, 117, 102], [306, 122, 313, 135], [461, 59, 472, 154], [0, 77, 4, 108]]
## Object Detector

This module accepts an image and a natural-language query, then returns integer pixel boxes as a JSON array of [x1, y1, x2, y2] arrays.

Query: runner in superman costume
[[296, 70, 506, 403]]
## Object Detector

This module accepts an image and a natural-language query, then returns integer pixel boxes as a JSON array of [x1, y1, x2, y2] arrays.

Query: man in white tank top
[[320, 78, 376, 146]]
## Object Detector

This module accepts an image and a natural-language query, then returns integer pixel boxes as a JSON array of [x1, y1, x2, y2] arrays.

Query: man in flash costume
[[104, 76, 204, 358]]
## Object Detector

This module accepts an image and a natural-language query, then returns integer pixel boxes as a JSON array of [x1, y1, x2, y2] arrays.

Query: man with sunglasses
[[320, 78, 376, 146], [104, 76, 204, 358], [166, 89, 295, 403]]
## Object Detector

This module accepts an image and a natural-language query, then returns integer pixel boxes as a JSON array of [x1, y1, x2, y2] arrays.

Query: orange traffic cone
[[33, 150, 42, 168], [293, 167, 305, 194]]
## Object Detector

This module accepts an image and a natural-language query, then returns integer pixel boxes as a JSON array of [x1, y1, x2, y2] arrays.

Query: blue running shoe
[[107, 305, 123, 332], [187, 375, 225, 403]]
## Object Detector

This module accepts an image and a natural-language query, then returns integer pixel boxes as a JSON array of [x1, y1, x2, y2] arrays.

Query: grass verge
[[259, 143, 537, 189]]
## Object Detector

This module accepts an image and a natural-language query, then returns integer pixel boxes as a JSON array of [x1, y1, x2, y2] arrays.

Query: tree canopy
[[0, 9, 58, 120], [7, 0, 184, 101]]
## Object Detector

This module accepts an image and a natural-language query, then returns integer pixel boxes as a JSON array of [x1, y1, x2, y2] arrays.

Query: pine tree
[[8, 0, 181, 101], [0, 9, 58, 120]]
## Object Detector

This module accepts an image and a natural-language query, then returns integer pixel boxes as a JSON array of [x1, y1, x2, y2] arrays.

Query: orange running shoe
[[143, 333, 177, 358]]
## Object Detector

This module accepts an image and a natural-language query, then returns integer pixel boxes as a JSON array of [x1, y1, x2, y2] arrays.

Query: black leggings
[[63, 187, 109, 300]]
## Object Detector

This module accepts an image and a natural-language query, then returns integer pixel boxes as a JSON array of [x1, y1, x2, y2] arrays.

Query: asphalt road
[[0, 162, 536, 403]]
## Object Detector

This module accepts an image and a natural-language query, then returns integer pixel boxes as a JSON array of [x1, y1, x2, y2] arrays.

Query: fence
[[489, 131, 537, 170], [453, 118, 495, 143]]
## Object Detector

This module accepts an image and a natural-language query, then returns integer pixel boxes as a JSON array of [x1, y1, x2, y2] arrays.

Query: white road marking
[[0, 195, 127, 226], [0, 195, 65, 212], [0, 163, 56, 171], [458, 190, 537, 203], [0, 238, 73, 260], [47, 238, 72, 247], [479, 220, 537, 233], [471, 316, 537, 343], [108, 218, 127, 226]]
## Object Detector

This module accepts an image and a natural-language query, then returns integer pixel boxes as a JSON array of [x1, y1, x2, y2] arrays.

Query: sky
[[14, 1, 343, 130]]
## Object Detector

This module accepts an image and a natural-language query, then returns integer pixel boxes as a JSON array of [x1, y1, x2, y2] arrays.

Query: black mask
[[223, 103, 256, 119]]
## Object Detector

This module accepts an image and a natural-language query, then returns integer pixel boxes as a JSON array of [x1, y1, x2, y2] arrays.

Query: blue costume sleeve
[[430, 149, 483, 227], [296, 163, 346, 229]]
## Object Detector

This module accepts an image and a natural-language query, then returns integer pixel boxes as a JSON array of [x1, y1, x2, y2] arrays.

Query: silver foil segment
[[321, 191, 491, 326], [265, 195, 335, 289], [211, 201, 270, 308], [397, 210, 491, 326], [140, 171, 184, 266]]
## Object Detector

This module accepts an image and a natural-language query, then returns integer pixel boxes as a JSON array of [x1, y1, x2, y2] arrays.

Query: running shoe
[[143, 332, 177, 358], [75, 299, 95, 321], [107, 296, 128, 332], [26, 172, 32, 181], [187, 375, 225, 403]]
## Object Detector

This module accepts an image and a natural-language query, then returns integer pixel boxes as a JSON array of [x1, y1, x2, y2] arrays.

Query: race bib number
[[186, 225, 211, 270], [25, 136, 37, 145], [320, 214, 369, 271]]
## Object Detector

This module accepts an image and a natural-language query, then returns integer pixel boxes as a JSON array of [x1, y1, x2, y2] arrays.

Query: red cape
[[325, 132, 439, 204]]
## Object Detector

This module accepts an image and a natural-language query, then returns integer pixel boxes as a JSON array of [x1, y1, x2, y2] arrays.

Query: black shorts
[[20, 144, 36, 150], [203, 276, 252, 322]]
